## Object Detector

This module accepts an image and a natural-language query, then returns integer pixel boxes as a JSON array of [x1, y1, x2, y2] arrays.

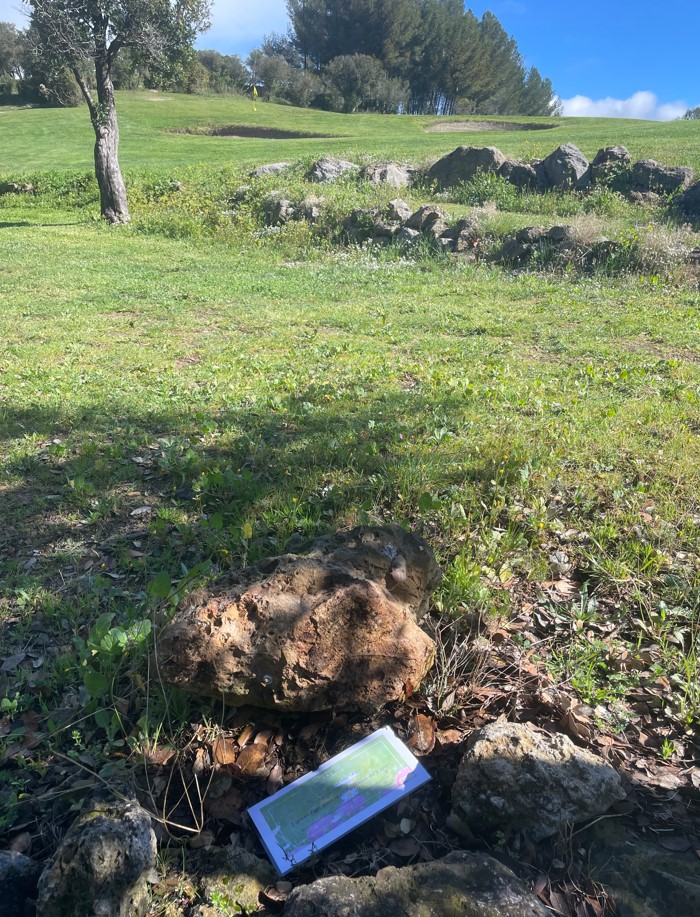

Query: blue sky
[[1, 1, 697, 119]]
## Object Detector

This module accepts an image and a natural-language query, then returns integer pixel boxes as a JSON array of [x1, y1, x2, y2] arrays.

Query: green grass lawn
[[1, 95, 699, 867], [2, 90, 700, 173]]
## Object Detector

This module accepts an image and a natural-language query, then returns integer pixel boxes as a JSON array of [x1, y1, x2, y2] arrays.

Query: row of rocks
[[4, 719, 626, 916], [0, 181, 34, 195], [253, 144, 697, 205]]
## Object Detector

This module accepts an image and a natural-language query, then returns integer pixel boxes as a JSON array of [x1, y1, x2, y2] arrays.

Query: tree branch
[[71, 66, 97, 120]]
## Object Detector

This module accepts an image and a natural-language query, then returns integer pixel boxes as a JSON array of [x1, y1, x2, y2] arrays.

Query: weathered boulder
[[298, 194, 324, 222], [307, 156, 358, 183], [195, 845, 275, 914], [344, 207, 378, 242], [538, 143, 591, 191], [405, 204, 449, 231], [498, 238, 532, 264], [396, 226, 422, 247], [363, 161, 412, 188], [372, 219, 402, 239], [674, 179, 700, 216], [498, 159, 538, 190], [546, 224, 577, 245], [449, 721, 625, 842], [250, 162, 291, 178], [631, 159, 694, 194], [264, 196, 297, 225], [590, 145, 630, 184], [36, 799, 156, 917], [282, 851, 547, 916], [0, 851, 42, 917], [515, 226, 547, 245], [426, 146, 506, 189], [156, 526, 440, 712], [386, 198, 413, 222]]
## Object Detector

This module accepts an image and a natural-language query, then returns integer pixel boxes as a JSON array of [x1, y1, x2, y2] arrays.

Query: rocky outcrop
[[0, 852, 42, 917], [363, 161, 411, 188], [156, 525, 440, 712], [449, 721, 625, 842], [631, 159, 694, 194], [426, 146, 506, 189], [538, 143, 591, 191], [36, 799, 156, 917], [307, 156, 359, 183], [282, 851, 547, 917]]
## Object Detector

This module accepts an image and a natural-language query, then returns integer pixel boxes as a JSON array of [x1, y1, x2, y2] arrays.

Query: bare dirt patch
[[174, 125, 336, 140], [425, 119, 558, 133]]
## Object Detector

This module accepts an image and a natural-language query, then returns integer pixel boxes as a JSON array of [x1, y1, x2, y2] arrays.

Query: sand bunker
[[426, 120, 557, 133], [176, 125, 335, 140]]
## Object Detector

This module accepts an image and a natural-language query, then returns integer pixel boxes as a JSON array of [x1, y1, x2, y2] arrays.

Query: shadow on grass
[[0, 387, 499, 613]]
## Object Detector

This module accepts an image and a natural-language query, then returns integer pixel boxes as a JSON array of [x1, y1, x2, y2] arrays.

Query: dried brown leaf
[[407, 714, 436, 756], [234, 743, 270, 778]]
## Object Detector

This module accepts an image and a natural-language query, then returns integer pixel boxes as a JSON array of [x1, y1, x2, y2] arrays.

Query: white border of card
[[247, 726, 431, 875]]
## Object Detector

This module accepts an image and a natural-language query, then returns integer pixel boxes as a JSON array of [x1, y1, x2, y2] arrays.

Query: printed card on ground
[[247, 726, 431, 875]]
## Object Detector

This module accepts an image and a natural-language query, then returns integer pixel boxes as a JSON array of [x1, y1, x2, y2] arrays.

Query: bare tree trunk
[[93, 103, 129, 224], [74, 49, 129, 224]]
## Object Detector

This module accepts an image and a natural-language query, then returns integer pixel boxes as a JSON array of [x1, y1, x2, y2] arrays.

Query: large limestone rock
[[425, 146, 506, 189], [538, 143, 591, 191], [363, 161, 412, 188], [674, 178, 700, 216], [449, 721, 625, 842], [632, 159, 694, 194], [282, 851, 547, 917], [0, 851, 42, 917], [156, 526, 440, 712], [36, 800, 156, 917], [307, 156, 358, 183]]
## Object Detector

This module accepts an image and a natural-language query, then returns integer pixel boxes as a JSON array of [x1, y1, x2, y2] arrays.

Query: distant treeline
[[0, 2, 561, 116]]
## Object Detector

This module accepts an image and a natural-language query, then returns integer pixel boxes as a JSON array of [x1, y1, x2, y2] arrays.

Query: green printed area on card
[[248, 727, 431, 873]]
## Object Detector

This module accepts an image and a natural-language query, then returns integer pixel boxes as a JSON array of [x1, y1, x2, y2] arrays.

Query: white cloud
[[560, 91, 688, 121]]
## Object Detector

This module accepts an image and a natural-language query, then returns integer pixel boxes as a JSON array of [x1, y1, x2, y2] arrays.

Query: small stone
[[385, 198, 413, 222], [396, 226, 422, 247], [450, 721, 625, 842], [197, 846, 275, 914], [405, 205, 449, 231], [0, 851, 42, 917], [36, 799, 156, 917]]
